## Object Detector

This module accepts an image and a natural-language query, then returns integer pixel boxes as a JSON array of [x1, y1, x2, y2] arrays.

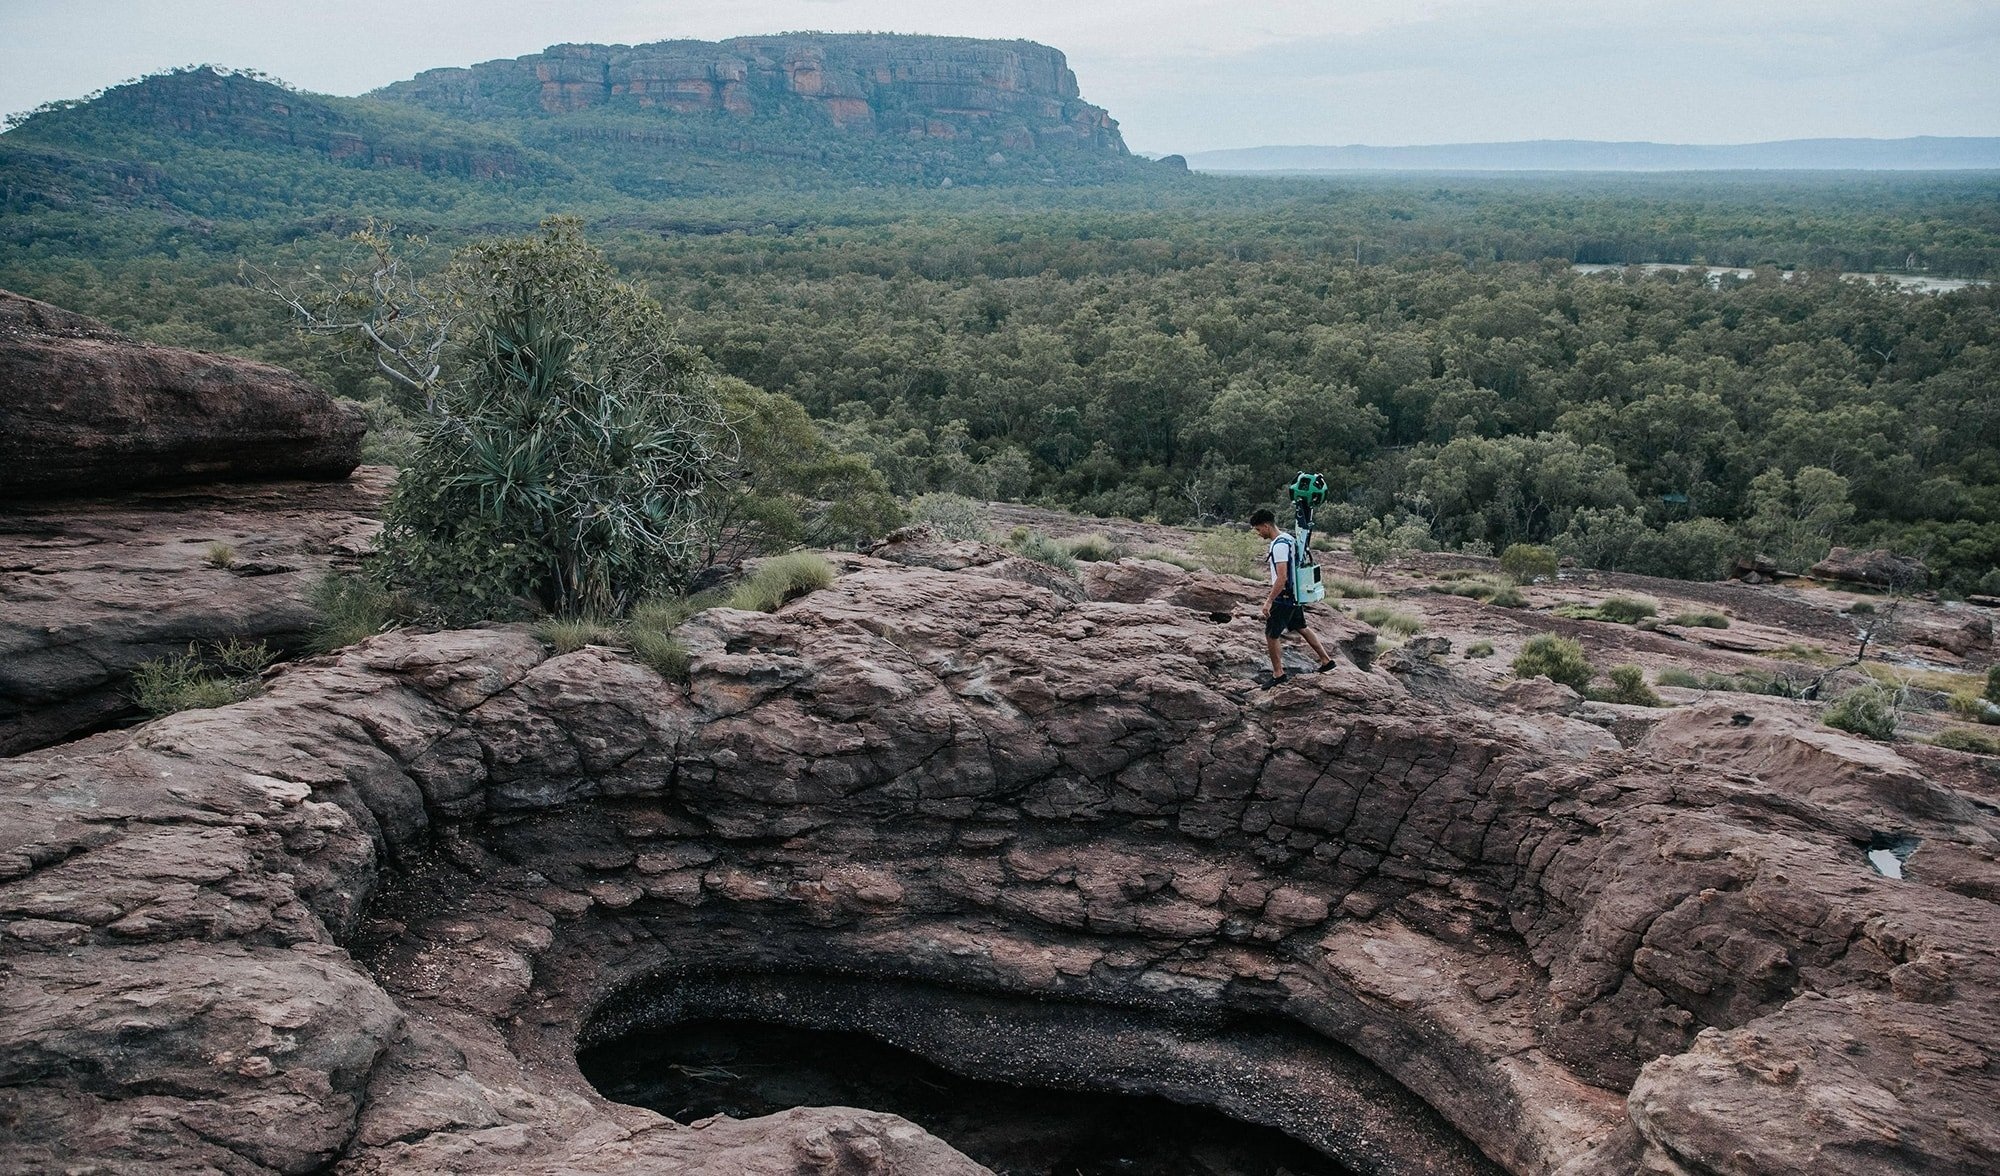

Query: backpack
[[1276, 532, 1326, 603]]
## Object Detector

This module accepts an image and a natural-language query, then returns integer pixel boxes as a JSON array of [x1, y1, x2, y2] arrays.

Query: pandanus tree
[[333, 218, 726, 619]]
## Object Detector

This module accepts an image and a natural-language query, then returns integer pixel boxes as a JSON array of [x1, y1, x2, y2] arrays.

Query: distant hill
[[0, 35, 1149, 236], [1184, 138, 2000, 172]]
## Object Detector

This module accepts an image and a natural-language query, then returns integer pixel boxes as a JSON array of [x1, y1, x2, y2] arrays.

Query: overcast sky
[[2, 0, 1995, 153]]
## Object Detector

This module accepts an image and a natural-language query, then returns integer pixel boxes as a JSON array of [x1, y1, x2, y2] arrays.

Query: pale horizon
[[3, 1, 1996, 155]]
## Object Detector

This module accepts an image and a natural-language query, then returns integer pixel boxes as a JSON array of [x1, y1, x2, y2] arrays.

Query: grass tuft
[[1591, 663, 1665, 707], [1137, 549, 1203, 571], [1465, 640, 1496, 659], [1665, 610, 1730, 629], [1322, 574, 1379, 600], [204, 542, 237, 569], [1432, 574, 1524, 607], [1191, 529, 1266, 579], [1512, 634, 1594, 691], [308, 574, 401, 654], [1356, 604, 1425, 637], [1932, 727, 2000, 755], [130, 644, 256, 716], [1008, 529, 1080, 576], [532, 616, 620, 653], [1062, 533, 1124, 562], [1824, 683, 1900, 740], [728, 552, 837, 613]]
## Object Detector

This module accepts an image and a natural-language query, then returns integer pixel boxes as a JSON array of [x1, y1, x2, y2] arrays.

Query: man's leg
[[1301, 626, 1333, 666], [1266, 635, 1285, 677]]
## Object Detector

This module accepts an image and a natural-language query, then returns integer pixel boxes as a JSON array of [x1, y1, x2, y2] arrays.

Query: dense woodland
[[4, 68, 1999, 592]]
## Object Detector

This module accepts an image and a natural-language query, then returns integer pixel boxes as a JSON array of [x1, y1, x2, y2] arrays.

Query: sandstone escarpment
[[0, 289, 366, 499], [1, 553, 1996, 1174], [377, 35, 1126, 155]]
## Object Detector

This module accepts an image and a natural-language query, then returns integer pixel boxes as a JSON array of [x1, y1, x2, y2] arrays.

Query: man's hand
[[1259, 601, 1271, 619]]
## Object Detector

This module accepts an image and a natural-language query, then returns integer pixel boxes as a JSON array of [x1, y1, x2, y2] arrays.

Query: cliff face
[[376, 35, 1126, 155]]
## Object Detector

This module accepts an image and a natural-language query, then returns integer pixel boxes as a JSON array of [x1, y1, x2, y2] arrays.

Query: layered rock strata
[[0, 289, 365, 499], [0, 469, 389, 755], [378, 35, 1125, 154], [1, 550, 1996, 1174]]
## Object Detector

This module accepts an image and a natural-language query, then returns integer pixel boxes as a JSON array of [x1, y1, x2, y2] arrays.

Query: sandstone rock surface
[[0, 289, 365, 499], [0, 468, 389, 754], [1809, 546, 1932, 590], [1, 553, 1996, 1176]]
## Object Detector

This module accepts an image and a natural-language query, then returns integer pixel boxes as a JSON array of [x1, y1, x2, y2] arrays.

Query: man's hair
[[1249, 508, 1276, 526]]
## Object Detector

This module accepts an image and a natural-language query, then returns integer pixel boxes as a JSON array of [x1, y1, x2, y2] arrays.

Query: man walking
[[1250, 508, 1337, 686]]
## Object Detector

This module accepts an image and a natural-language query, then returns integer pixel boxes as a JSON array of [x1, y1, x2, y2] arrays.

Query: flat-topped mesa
[[374, 34, 1126, 154]]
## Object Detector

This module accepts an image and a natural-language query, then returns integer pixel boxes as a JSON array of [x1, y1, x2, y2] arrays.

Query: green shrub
[[1062, 533, 1123, 562], [1465, 640, 1496, 659], [1010, 530, 1080, 576], [533, 616, 619, 653], [130, 645, 255, 716], [1666, 610, 1731, 629], [1654, 666, 1801, 696], [911, 493, 991, 542], [727, 552, 837, 613], [1323, 574, 1378, 599], [1987, 664, 2000, 705], [1932, 727, 2000, 755], [1655, 667, 1701, 688], [375, 221, 724, 622], [630, 591, 724, 633], [1499, 544, 1559, 585], [204, 542, 236, 569], [308, 574, 401, 654], [1513, 634, 1594, 691], [1192, 529, 1267, 579], [1594, 664, 1664, 707], [1847, 600, 1875, 615], [1823, 683, 1900, 741], [1357, 604, 1425, 637]]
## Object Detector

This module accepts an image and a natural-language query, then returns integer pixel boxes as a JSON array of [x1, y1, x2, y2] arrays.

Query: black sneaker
[[1261, 673, 1291, 690], [1315, 659, 1338, 673]]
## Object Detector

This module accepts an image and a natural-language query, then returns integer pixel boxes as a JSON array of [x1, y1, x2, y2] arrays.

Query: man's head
[[1249, 508, 1278, 538]]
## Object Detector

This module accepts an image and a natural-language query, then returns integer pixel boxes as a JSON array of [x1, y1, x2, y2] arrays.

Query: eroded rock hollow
[[2, 544, 1996, 1174]]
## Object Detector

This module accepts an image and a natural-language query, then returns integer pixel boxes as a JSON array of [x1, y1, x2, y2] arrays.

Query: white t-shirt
[[1267, 533, 1296, 588]]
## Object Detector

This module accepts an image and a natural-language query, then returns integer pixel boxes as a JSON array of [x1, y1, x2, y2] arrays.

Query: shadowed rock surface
[[0, 289, 365, 499], [2, 547, 1996, 1175], [0, 468, 390, 755]]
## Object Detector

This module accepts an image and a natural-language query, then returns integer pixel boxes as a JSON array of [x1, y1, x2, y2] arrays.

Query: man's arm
[[1263, 554, 1288, 616]]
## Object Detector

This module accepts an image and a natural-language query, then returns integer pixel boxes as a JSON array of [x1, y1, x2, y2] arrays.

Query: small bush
[[1009, 530, 1080, 576], [533, 616, 619, 653], [1357, 604, 1425, 637], [1513, 634, 1594, 691], [204, 542, 237, 569], [1823, 683, 1900, 741], [1499, 544, 1559, 585], [630, 591, 724, 633], [911, 493, 991, 541], [1666, 610, 1730, 629], [1062, 533, 1124, 562], [130, 645, 254, 716], [1465, 640, 1496, 659], [1594, 664, 1664, 707], [728, 552, 837, 613], [1987, 664, 2000, 705], [1596, 595, 1659, 624], [1655, 667, 1701, 688], [309, 574, 400, 654], [628, 625, 691, 681], [1847, 600, 1875, 615], [1322, 574, 1378, 599], [1932, 727, 2000, 755], [1192, 529, 1267, 579], [1655, 666, 1801, 697]]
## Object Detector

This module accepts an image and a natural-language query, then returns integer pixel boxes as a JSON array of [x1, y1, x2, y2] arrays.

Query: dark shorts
[[1265, 598, 1308, 638]]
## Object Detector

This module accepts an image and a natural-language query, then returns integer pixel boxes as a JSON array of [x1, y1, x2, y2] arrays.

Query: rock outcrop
[[0, 469, 389, 755], [0, 290, 366, 499], [377, 35, 1126, 155], [1810, 546, 1932, 590], [3, 551, 1996, 1175]]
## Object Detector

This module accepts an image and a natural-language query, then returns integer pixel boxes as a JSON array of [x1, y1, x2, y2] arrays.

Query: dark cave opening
[[579, 1017, 1356, 1176]]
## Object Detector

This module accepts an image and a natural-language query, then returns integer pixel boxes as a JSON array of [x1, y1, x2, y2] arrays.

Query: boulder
[[1809, 546, 1930, 590], [0, 289, 365, 499]]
